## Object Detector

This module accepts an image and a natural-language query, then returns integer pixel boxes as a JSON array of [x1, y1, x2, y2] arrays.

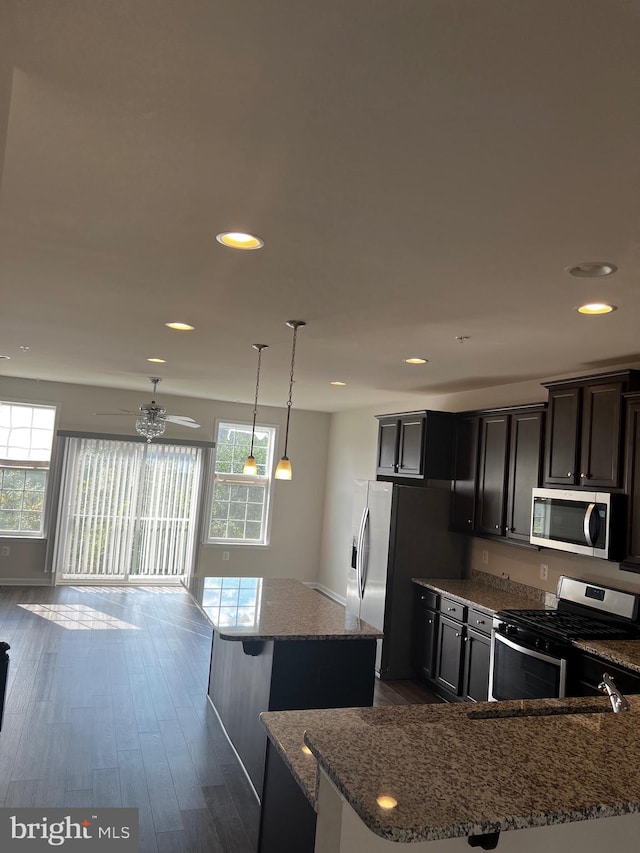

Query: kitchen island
[[262, 694, 640, 852], [195, 577, 382, 797]]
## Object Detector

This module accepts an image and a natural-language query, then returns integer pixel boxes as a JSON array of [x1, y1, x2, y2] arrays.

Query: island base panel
[[208, 635, 377, 795], [258, 741, 316, 853]]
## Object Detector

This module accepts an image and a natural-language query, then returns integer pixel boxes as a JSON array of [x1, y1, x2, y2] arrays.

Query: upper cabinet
[[622, 393, 640, 571], [543, 371, 640, 490], [450, 416, 479, 533], [450, 405, 544, 543], [375, 411, 455, 482]]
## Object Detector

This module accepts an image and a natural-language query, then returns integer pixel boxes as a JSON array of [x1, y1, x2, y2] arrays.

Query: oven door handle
[[493, 631, 564, 666]]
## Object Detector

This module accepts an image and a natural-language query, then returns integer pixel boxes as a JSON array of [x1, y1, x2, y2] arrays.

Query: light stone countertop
[[412, 575, 550, 615], [259, 709, 319, 808], [572, 639, 640, 674], [264, 696, 640, 843], [198, 577, 382, 641]]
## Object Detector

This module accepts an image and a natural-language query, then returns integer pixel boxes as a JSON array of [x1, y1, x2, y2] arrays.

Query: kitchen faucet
[[598, 673, 630, 713]]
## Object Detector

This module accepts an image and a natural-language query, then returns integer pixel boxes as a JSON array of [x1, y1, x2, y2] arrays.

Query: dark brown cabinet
[[411, 588, 438, 679], [467, 405, 544, 543], [413, 587, 492, 704], [622, 393, 640, 571], [570, 650, 640, 697], [450, 416, 479, 534], [476, 414, 509, 536], [543, 372, 640, 490], [505, 409, 544, 543], [375, 410, 455, 482], [435, 614, 465, 695], [462, 626, 491, 702]]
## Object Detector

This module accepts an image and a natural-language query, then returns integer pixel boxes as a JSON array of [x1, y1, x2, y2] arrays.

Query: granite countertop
[[197, 577, 382, 641], [412, 576, 550, 615], [259, 709, 318, 808], [265, 696, 640, 844], [572, 639, 640, 674]]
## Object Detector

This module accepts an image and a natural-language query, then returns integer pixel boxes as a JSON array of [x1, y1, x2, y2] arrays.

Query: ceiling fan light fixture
[[404, 357, 428, 364], [135, 415, 166, 443], [147, 357, 166, 364], [243, 344, 268, 476], [276, 320, 306, 482], [216, 231, 264, 250]]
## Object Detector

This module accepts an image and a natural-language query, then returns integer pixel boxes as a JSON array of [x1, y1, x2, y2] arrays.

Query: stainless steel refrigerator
[[347, 480, 465, 679]]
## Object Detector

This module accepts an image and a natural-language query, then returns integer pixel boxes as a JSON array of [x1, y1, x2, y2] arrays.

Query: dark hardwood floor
[[0, 585, 439, 852]]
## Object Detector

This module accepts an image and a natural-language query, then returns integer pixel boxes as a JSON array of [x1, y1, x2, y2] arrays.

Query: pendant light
[[243, 344, 268, 475], [275, 320, 306, 481]]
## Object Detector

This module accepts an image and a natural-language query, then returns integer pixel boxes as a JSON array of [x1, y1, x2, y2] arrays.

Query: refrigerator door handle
[[356, 506, 367, 600], [360, 506, 370, 599]]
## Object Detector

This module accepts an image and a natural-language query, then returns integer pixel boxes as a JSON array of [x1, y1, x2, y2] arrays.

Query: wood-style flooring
[[0, 585, 439, 852]]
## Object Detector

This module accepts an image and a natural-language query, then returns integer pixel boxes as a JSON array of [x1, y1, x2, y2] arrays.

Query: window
[[207, 421, 276, 545], [0, 401, 56, 537]]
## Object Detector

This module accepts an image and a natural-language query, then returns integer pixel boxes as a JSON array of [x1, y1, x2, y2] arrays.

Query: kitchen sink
[[467, 702, 612, 720]]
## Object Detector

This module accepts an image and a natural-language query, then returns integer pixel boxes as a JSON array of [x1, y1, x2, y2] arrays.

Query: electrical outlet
[[482, 549, 488, 565], [222, 551, 230, 561], [540, 563, 548, 581], [0, 546, 9, 557]]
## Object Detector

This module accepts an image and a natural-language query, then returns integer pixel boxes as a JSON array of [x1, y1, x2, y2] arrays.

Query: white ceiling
[[2, 1, 640, 413]]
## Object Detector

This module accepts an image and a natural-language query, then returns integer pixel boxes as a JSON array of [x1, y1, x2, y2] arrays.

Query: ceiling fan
[[94, 377, 202, 442]]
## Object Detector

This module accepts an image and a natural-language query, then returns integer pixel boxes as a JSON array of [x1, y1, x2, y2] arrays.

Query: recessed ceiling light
[[216, 231, 264, 250], [18, 345, 30, 351], [376, 796, 398, 810], [404, 357, 428, 364], [0, 355, 10, 360], [567, 262, 617, 278], [330, 381, 347, 386], [147, 357, 167, 364], [576, 303, 617, 315], [165, 322, 195, 331]]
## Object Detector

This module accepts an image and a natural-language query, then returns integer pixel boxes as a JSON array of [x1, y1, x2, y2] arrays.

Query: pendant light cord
[[249, 345, 266, 458], [282, 323, 301, 458]]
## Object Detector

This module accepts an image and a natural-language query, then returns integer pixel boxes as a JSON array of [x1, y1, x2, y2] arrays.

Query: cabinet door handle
[[420, 595, 427, 600], [567, 472, 572, 477], [427, 619, 433, 624], [447, 606, 455, 611], [455, 632, 462, 638], [495, 524, 500, 530], [467, 519, 472, 524], [476, 619, 485, 625], [463, 636, 470, 642]]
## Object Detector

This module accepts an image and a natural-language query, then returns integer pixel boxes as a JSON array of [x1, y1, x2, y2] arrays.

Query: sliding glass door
[[55, 437, 203, 582]]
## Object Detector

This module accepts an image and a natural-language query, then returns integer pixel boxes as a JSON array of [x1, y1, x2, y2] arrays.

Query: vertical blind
[[56, 437, 202, 579]]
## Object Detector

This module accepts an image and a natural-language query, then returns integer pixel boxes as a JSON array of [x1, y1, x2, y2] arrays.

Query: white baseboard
[[305, 581, 346, 606], [0, 578, 53, 586]]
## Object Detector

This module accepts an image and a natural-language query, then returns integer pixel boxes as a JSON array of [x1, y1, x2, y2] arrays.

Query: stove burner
[[497, 608, 639, 641]]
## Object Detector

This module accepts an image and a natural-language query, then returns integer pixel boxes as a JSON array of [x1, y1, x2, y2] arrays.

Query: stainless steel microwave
[[530, 488, 614, 559]]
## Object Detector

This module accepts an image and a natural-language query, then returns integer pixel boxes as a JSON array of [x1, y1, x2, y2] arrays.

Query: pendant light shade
[[275, 320, 305, 481], [243, 345, 268, 476]]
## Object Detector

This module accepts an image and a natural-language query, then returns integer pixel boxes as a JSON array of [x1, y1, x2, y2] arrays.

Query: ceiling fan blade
[[164, 415, 201, 428], [93, 411, 137, 416]]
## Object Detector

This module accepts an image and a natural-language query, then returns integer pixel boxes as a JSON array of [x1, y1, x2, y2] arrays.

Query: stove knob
[[497, 622, 507, 634], [534, 638, 543, 650], [505, 625, 518, 637]]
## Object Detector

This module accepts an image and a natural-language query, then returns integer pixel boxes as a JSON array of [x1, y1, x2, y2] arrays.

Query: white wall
[[318, 376, 640, 599], [1, 376, 330, 583]]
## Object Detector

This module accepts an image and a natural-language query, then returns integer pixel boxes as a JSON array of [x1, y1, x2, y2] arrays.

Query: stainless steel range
[[489, 576, 640, 701]]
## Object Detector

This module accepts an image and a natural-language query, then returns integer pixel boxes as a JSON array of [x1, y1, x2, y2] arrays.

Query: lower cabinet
[[570, 650, 640, 697], [462, 627, 491, 702], [412, 588, 492, 703]]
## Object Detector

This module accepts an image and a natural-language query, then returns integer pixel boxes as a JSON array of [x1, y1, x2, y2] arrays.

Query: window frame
[[0, 400, 57, 539], [204, 419, 277, 547]]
